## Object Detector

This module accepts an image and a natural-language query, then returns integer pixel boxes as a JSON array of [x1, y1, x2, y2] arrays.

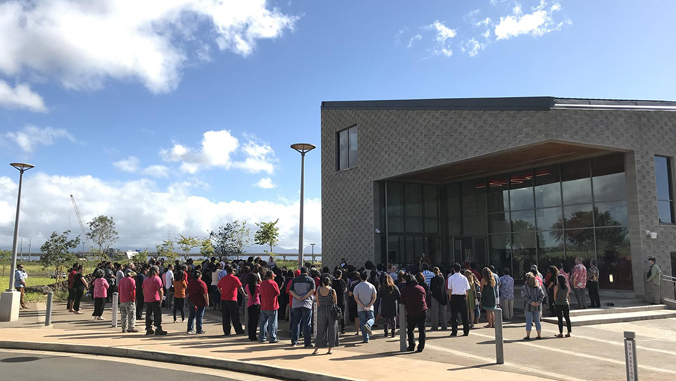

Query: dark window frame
[[336, 125, 358, 171], [655, 155, 675, 224]]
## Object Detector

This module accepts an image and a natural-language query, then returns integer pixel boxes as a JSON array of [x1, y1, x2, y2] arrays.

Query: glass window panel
[[488, 212, 510, 234], [387, 182, 404, 216], [658, 201, 674, 224], [654, 156, 672, 201], [538, 230, 565, 271], [564, 229, 595, 263], [536, 206, 564, 231], [510, 170, 535, 210], [405, 236, 415, 265], [595, 201, 628, 227], [405, 184, 423, 217], [511, 210, 536, 232], [487, 175, 510, 213], [406, 217, 423, 233], [535, 166, 561, 208], [561, 159, 593, 205], [424, 185, 439, 218], [338, 130, 348, 170], [448, 217, 462, 236], [462, 180, 487, 216], [424, 218, 438, 234], [592, 154, 626, 202], [348, 126, 358, 168], [596, 227, 632, 289], [387, 236, 402, 264], [474, 237, 487, 266], [463, 215, 487, 236], [446, 183, 462, 217], [512, 232, 537, 283], [388, 217, 404, 233], [414, 236, 424, 257], [564, 204, 594, 229], [489, 234, 512, 276]]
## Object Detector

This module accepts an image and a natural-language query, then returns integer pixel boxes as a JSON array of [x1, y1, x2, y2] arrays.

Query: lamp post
[[291, 143, 316, 269], [1, 163, 34, 322], [311, 243, 315, 263]]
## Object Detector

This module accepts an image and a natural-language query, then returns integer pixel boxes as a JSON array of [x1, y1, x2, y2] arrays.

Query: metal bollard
[[111, 292, 118, 328], [399, 303, 407, 352], [45, 291, 53, 326], [624, 331, 638, 381], [243, 295, 249, 332], [495, 308, 504, 364]]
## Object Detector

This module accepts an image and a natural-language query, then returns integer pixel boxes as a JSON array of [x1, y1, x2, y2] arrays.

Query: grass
[[0, 261, 72, 303]]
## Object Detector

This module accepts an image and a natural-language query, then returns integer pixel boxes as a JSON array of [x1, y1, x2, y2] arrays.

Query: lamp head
[[10, 162, 35, 171], [291, 143, 316, 154]]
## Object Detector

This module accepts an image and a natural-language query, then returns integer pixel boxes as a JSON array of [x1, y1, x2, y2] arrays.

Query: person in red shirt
[[142, 266, 166, 336], [67, 263, 78, 312], [217, 264, 245, 335], [118, 271, 137, 333], [259, 270, 280, 343], [186, 269, 209, 334]]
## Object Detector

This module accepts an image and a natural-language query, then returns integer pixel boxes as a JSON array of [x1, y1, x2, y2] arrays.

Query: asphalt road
[[0, 350, 277, 381]]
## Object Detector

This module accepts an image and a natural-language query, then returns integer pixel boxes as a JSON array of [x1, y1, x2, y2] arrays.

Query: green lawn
[[0, 261, 70, 303]]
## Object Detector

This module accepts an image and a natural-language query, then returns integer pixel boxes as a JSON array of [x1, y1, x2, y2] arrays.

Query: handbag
[[330, 290, 343, 321]]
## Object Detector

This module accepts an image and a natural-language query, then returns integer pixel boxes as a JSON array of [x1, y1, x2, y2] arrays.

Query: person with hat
[[14, 264, 28, 309], [118, 270, 138, 333], [647, 257, 662, 304]]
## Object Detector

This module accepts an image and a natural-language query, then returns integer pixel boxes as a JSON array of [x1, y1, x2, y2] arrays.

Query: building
[[321, 96, 676, 295]]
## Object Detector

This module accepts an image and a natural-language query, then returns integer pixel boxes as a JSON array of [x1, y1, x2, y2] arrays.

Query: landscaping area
[[0, 262, 70, 303]]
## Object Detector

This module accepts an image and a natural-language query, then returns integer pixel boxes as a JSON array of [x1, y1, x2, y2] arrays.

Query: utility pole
[[19, 239, 22, 261], [28, 239, 31, 262]]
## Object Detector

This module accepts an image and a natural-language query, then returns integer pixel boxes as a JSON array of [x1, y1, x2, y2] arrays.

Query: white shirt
[[164, 270, 174, 289], [447, 273, 470, 295]]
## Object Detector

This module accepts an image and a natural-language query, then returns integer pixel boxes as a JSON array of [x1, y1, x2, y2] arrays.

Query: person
[[104, 263, 116, 303], [246, 273, 262, 341], [554, 274, 572, 338], [164, 264, 174, 310], [419, 253, 432, 267], [92, 269, 109, 320], [118, 271, 137, 333], [464, 270, 480, 328], [173, 269, 187, 323], [135, 266, 147, 320], [469, 262, 482, 282], [587, 259, 601, 308], [379, 273, 401, 338], [429, 267, 447, 331], [571, 257, 587, 309], [217, 264, 245, 336], [348, 271, 361, 335], [522, 273, 545, 340], [313, 275, 340, 355], [71, 265, 87, 314], [421, 263, 434, 286], [331, 269, 347, 334], [447, 263, 470, 336], [646, 257, 662, 304], [353, 271, 377, 343], [143, 265, 167, 335], [67, 263, 78, 312], [480, 267, 497, 328], [545, 266, 559, 316], [259, 270, 280, 343], [289, 267, 316, 347], [14, 264, 28, 309], [186, 269, 209, 334], [400, 273, 427, 352], [498, 268, 514, 321], [211, 262, 223, 310]]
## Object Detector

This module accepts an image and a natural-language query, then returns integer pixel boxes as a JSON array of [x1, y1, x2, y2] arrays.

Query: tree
[[232, 221, 252, 258], [0, 249, 11, 276], [156, 240, 177, 263], [87, 215, 119, 260], [40, 231, 80, 286], [209, 220, 251, 259], [177, 234, 200, 261], [200, 238, 215, 259], [255, 219, 280, 255], [134, 248, 149, 264]]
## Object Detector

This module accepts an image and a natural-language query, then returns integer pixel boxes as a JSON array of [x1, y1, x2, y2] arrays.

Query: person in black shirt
[[135, 266, 147, 320], [332, 269, 347, 334], [429, 267, 448, 331], [71, 265, 88, 314]]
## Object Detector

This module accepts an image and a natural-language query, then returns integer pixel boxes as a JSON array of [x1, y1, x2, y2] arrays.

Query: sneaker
[[146, 330, 154, 335], [174, 320, 177, 323], [197, 330, 206, 334], [155, 329, 168, 336], [187, 330, 196, 335], [363, 324, 373, 336], [128, 329, 139, 333], [416, 346, 424, 353], [99, 317, 106, 321], [74, 311, 83, 314]]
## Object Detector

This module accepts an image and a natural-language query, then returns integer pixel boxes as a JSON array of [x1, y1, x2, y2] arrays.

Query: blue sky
[[1, 0, 675, 252]]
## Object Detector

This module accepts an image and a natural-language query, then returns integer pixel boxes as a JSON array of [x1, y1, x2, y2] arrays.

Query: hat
[[294, 269, 301, 276], [127, 271, 137, 277]]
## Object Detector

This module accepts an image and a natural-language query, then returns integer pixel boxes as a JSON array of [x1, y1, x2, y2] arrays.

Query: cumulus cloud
[[425, 21, 457, 57], [2, 125, 78, 153], [0, 80, 47, 112], [113, 156, 170, 178], [0, 173, 320, 251], [495, 1, 569, 40], [461, 38, 485, 57], [0, 0, 298, 93], [254, 177, 275, 189]]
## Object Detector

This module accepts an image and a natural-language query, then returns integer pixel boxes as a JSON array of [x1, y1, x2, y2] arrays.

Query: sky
[[1, 0, 675, 254]]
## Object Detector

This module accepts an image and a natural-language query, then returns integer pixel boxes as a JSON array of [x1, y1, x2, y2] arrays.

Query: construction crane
[[70, 195, 91, 255]]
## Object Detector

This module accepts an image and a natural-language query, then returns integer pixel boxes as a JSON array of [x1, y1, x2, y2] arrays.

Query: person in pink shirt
[[245, 273, 261, 341], [142, 265, 166, 335], [571, 257, 588, 309], [118, 271, 137, 333], [92, 269, 109, 321]]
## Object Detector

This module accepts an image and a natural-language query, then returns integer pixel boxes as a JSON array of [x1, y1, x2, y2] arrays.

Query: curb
[[0, 340, 360, 381]]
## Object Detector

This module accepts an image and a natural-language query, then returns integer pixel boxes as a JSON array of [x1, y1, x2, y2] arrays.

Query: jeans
[[500, 299, 514, 320], [525, 310, 541, 332], [290, 307, 313, 346], [145, 301, 162, 331], [187, 301, 205, 333], [573, 288, 586, 308], [430, 298, 447, 330], [165, 289, 173, 309], [120, 301, 136, 331], [588, 281, 600, 307], [259, 309, 278, 342], [358, 310, 375, 342]]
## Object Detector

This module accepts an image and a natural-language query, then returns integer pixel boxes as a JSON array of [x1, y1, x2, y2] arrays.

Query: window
[[655, 156, 674, 223], [337, 126, 358, 170]]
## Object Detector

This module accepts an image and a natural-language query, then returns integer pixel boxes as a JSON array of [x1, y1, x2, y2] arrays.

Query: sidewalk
[[0, 301, 545, 381]]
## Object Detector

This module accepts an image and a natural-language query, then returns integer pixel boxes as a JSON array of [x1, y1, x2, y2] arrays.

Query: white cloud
[[0, 0, 298, 93], [113, 156, 170, 178], [461, 38, 485, 57], [495, 1, 569, 40], [0, 173, 320, 251], [0, 80, 47, 112], [254, 177, 275, 189], [233, 139, 275, 174], [425, 21, 457, 57], [407, 35, 422, 48], [2, 125, 78, 153]]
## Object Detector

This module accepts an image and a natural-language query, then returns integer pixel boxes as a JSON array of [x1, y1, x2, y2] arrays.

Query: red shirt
[[471, 269, 482, 282], [118, 276, 136, 303], [68, 270, 77, 288], [260, 279, 280, 311], [286, 277, 294, 308], [187, 278, 209, 308], [142, 275, 163, 302], [218, 274, 242, 301]]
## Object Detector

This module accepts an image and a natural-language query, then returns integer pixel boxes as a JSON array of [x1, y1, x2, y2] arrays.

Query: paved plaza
[[2, 301, 675, 381]]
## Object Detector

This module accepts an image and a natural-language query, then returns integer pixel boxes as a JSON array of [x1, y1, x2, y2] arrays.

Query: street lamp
[[311, 243, 315, 263], [291, 143, 316, 269], [0, 162, 34, 322]]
